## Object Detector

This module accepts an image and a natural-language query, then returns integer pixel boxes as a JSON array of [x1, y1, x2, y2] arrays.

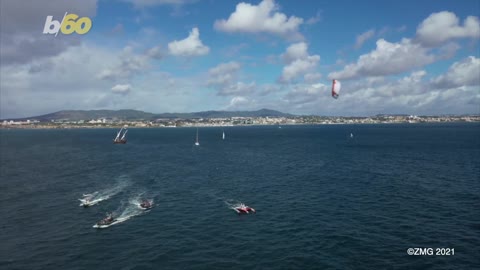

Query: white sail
[[195, 128, 200, 146], [121, 130, 128, 140], [115, 127, 123, 140], [222, 131, 225, 140]]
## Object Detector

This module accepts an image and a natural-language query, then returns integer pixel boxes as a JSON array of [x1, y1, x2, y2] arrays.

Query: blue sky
[[0, 0, 479, 118]]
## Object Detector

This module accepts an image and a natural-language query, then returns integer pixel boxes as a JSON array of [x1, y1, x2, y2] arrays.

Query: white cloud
[[431, 56, 480, 89], [329, 38, 435, 80], [97, 46, 151, 80], [226, 96, 258, 110], [206, 61, 256, 96], [416, 11, 480, 47], [214, 0, 303, 40], [284, 83, 327, 105], [306, 10, 322, 25], [168, 27, 210, 57], [0, 0, 97, 65], [355, 29, 375, 49], [282, 69, 479, 116], [207, 61, 241, 86], [111, 84, 132, 95], [229, 96, 248, 106], [0, 44, 115, 118], [279, 42, 320, 83], [146, 45, 163, 59], [219, 82, 256, 96], [282, 42, 309, 63], [304, 72, 322, 83]]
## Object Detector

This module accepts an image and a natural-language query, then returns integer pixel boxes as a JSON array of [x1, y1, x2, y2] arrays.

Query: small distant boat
[[94, 212, 116, 228], [233, 203, 256, 214], [350, 133, 354, 138], [195, 128, 200, 146], [222, 130, 225, 140], [113, 127, 127, 144], [139, 200, 153, 210]]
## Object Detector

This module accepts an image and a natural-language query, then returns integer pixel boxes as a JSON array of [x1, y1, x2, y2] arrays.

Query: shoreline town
[[2, 115, 479, 129]]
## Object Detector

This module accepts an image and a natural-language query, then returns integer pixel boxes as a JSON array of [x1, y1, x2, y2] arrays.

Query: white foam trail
[[93, 195, 152, 229], [80, 177, 130, 207], [224, 199, 245, 211]]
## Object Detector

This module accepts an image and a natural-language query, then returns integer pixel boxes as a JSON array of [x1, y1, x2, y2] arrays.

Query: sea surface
[[0, 124, 479, 270]]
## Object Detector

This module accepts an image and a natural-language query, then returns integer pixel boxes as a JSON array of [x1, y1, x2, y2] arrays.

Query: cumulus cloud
[[283, 68, 479, 116], [226, 96, 258, 110], [214, 0, 303, 40], [97, 46, 151, 80], [431, 56, 480, 89], [329, 38, 435, 80], [0, 0, 97, 66], [207, 61, 241, 86], [355, 29, 375, 49], [168, 27, 210, 57], [146, 45, 163, 59], [279, 42, 320, 83], [206, 61, 255, 96], [416, 11, 480, 47], [111, 84, 132, 95], [304, 73, 322, 83], [0, 44, 115, 118], [284, 83, 328, 105], [218, 82, 256, 96]]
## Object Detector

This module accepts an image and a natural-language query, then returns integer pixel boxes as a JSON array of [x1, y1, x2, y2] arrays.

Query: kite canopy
[[332, 79, 341, 99]]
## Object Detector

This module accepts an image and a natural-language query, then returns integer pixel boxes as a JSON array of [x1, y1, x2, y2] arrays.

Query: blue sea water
[[0, 124, 479, 270]]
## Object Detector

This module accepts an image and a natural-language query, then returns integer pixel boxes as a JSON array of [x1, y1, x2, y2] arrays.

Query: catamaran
[[195, 128, 200, 146], [113, 127, 128, 144]]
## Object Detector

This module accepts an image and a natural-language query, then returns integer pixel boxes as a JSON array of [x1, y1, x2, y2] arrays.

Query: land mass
[[5, 109, 292, 122], [1, 109, 479, 128]]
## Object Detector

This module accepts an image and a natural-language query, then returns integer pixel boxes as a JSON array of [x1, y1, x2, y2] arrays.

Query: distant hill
[[9, 109, 292, 121]]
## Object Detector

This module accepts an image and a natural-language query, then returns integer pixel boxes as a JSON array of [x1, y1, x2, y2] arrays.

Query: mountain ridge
[[6, 108, 293, 121]]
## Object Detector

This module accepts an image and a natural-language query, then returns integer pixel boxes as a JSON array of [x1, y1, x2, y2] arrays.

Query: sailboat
[[113, 127, 127, 144], [195, 128, 200, 146], [350, 133, 354, 138], [222, 130, 225, 140]]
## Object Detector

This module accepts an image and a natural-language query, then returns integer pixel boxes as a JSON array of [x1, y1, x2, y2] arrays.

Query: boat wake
[[224, 199, 256, 214], [224, 199, 244, 211], [129, 193, 154, 211], [79, 178, 130, 207], [93, 195, 152, 229]]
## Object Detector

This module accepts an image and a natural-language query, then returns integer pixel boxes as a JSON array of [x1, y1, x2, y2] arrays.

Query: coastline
[[1, 119, 478, 130]]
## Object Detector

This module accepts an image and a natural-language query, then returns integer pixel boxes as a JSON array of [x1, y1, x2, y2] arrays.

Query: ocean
[[0, 123, 479, 270]]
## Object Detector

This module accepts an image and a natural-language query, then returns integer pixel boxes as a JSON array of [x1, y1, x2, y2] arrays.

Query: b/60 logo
[[43, 12, 92, 36]]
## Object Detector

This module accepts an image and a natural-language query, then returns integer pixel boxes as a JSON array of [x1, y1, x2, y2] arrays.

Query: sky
[[0, 0, 479, 118]]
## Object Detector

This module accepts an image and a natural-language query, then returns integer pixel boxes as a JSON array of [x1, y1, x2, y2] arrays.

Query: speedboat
[[81, 199, 91, 207], [96, 213, 115, 226], [233, 204, 256, 214], [79, 196, 94, 207], [139, 200, 153, 210]]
